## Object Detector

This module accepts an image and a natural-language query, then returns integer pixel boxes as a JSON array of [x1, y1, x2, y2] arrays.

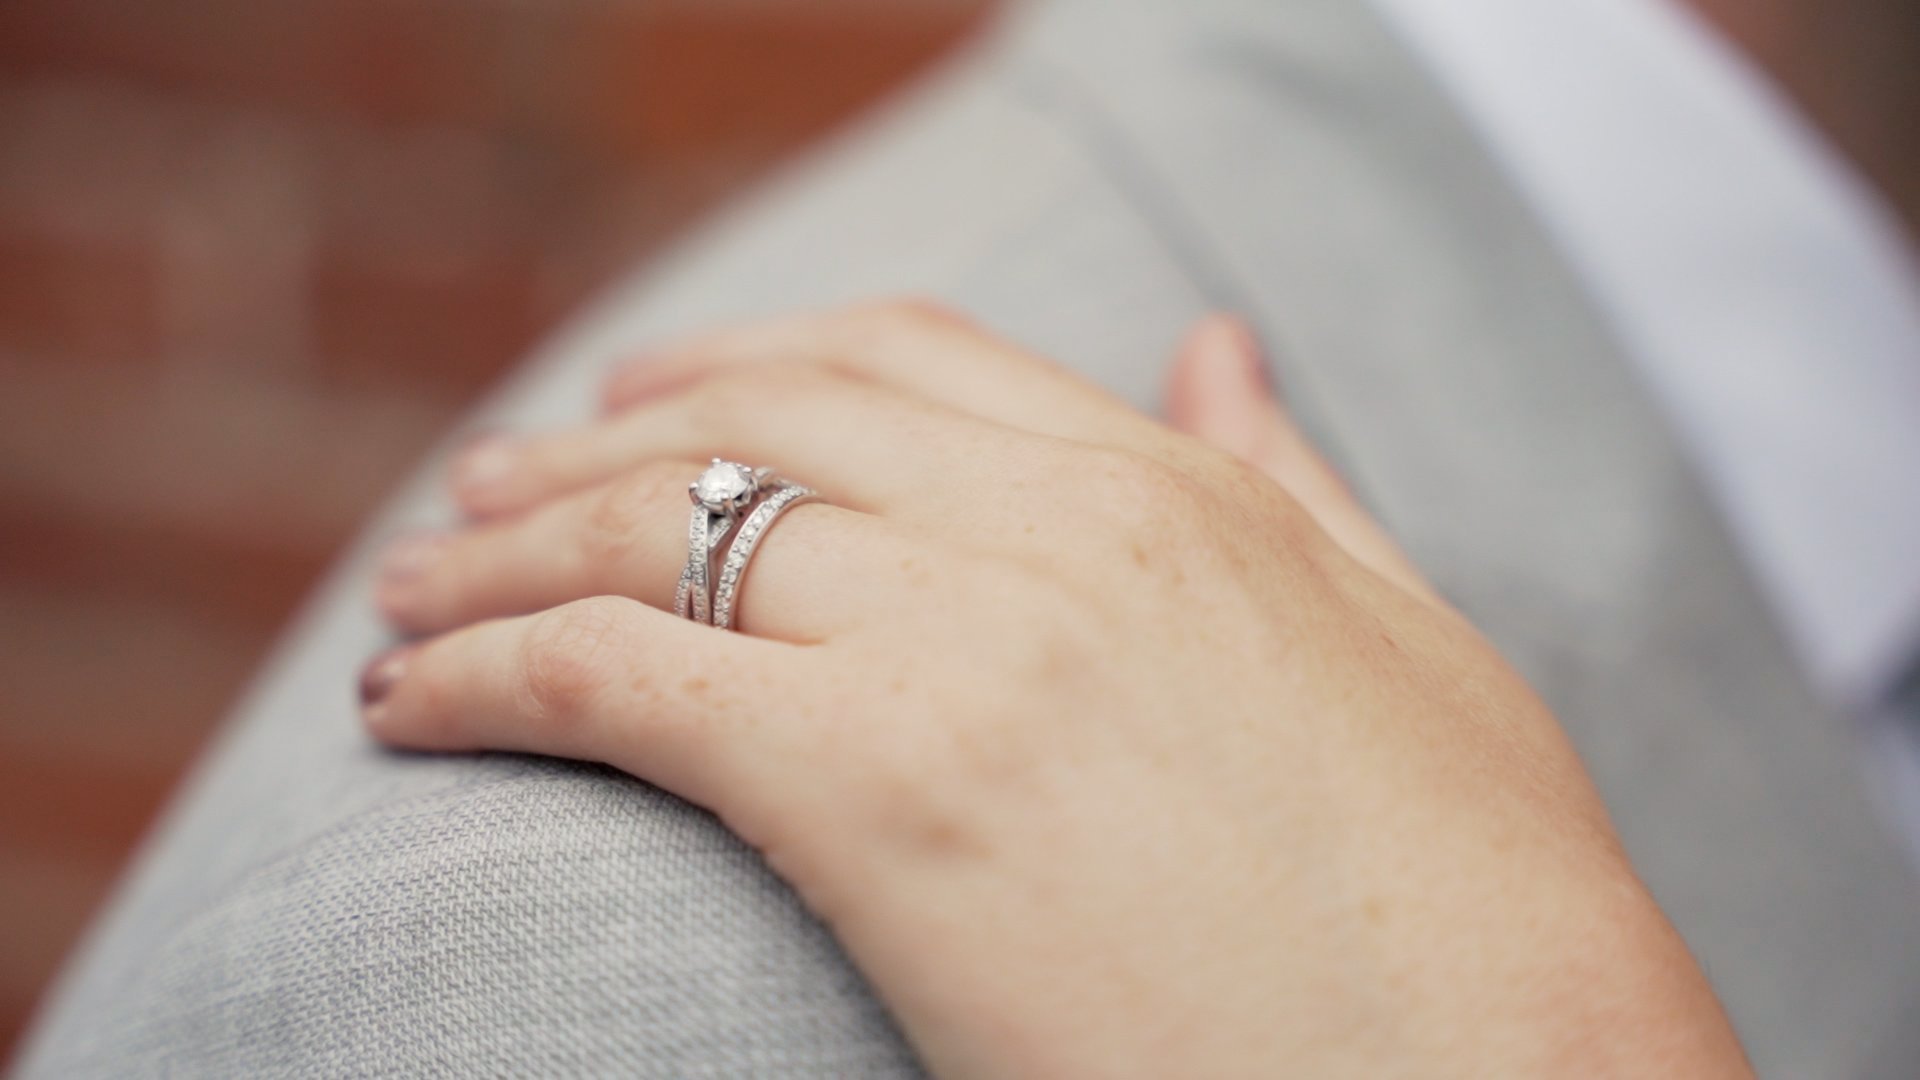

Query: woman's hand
[[361, 302, 1747, 1077]]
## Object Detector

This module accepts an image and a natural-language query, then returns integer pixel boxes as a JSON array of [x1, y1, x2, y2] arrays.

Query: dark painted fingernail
[[379, 531, 447, 585], [359, 645, 413, 707], [451, 433, 516, 497]]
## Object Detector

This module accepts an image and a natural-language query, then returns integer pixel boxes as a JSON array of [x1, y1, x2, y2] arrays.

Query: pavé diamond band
[[711, 483, 821, 631]]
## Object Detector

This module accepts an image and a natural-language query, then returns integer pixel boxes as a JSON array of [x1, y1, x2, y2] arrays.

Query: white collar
[[1371, 0, 1920, 709]]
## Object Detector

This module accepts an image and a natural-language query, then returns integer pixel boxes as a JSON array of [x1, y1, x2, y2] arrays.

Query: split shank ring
[[674, 459, 822, 631]]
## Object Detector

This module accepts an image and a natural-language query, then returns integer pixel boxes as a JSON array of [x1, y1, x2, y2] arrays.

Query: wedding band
[[712, 483, 822, 632]]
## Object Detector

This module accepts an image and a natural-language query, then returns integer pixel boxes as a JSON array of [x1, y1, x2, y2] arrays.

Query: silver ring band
[[676, 459, 766, 625], [712, 484, 822, 632], [675, 504, 720, 624]]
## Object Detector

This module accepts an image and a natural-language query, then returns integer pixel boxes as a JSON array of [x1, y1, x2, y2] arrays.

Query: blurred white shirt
[[1370, 0, 1920, 838]]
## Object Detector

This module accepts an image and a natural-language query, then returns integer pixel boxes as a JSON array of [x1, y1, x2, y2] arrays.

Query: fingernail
[[379, 531, 447, 586], [359, 645, 412, 708]]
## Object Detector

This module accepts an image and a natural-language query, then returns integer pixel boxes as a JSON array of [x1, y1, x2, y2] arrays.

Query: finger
[[450, 364, 1037, 524], [1165, 314, 1441, 603], [359, 595, 818, 814], [600, 299, 1159, 447], [379, 458, 899, 643]]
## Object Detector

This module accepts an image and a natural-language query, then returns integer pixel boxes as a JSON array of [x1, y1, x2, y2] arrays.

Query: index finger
[[362, 595, 824, 819]]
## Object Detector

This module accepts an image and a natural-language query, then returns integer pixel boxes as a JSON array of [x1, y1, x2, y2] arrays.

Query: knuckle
[[405, 649, 465, 742], [842, 296, 973, 343], [376, 532, 457, 612], [518, 597, 637, 726], [1261, 482, 1324, 545], [582, 463, 684, 563], [692, 369, 762, 410], [683, 367, 792, 419], [744, 360, 837, 395], [686, 366, 843, 427], [1083, 446, 1205, 529], [857, 295, 966, 326]]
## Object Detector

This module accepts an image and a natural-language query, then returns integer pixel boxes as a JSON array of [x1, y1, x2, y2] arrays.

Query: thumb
[[1165, 314, 1439, 603]]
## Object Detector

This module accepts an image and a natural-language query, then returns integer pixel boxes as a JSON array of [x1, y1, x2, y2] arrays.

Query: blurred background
[[0, 0, 994, 1058]]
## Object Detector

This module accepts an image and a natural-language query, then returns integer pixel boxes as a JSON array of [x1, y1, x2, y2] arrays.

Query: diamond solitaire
[[691, 459, 758, 515]]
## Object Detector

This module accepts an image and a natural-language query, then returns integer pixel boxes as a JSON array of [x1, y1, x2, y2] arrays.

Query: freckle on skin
[[917, 817, 991, 861], [683, 676, 710, 696], [1364, 898, 1388, 927], [1131, 542, 1151, 568], [897, 558, 933, 589]]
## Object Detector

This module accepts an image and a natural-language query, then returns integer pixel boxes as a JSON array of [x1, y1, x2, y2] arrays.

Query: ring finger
[[378, 457, 913, 643]]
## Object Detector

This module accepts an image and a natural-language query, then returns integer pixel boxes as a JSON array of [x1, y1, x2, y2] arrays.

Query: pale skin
[[360, 303, 1752, 1077]]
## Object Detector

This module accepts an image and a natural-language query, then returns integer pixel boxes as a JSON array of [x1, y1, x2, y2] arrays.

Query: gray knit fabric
[[54, 759, 906, 1076], [17, 1, 1920, 1076]]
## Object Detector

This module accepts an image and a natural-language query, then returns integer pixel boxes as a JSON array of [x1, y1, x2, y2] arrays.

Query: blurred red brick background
[[0, 0, 993, 1060]]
